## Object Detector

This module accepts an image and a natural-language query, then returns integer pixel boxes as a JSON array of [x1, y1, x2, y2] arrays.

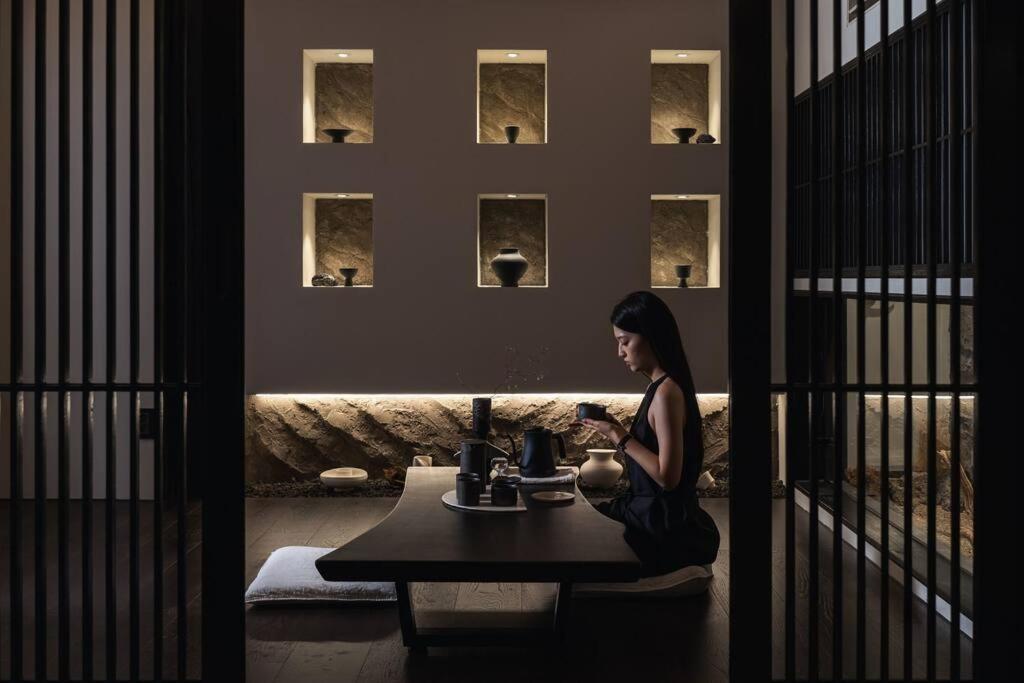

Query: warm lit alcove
[[301, 193, 374, 287], [650, 194, 721, 288], [477, 194, 548, 287], [476, 50, 548, 144], [301, 49, 374, 143], [650, 49, 722, 144]]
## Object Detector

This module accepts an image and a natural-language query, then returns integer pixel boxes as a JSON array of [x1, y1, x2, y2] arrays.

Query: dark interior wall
[[245, 0, 729, 394]]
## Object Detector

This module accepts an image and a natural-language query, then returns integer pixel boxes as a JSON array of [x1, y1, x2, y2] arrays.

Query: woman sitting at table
[[573, 290, 720, 578]]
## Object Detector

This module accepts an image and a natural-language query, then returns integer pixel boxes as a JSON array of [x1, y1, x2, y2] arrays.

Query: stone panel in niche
[[651, 200, 709, 287], [478, 198, 546, 286], [651, 63, 709, 144], [479, 63, 546, 144], [315, 198, 373, 285], [315, 63, 373, 143]]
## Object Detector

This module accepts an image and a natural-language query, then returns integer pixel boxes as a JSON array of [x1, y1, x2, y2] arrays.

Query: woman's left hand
[[571, 418, 627, 445]]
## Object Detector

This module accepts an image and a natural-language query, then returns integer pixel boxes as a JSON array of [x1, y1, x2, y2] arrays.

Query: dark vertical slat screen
[[2, 0, 226, 678], [782, 0, 976, 680]]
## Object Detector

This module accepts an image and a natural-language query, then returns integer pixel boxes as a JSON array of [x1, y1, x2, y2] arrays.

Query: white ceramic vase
[[580, 449, 623, 488]]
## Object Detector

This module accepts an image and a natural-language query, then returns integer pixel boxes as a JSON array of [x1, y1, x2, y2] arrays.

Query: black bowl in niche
[[576, 402, 608, 421], [338, 267, 359, 287], [671, 127, 697, 144], [674, 264, 692, 288], [322, 128, 353, 143]]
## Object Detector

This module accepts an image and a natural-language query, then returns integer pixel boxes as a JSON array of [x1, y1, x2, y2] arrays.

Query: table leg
[[553, 582, 573, 643], [395, 581, 420, 649]]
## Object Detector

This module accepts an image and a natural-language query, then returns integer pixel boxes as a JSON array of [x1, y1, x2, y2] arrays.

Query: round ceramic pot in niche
[[579, 449, 623, 489], [675, 264, 692, 288], [489, 248, 529, 287], [671, 127, 697, 143]]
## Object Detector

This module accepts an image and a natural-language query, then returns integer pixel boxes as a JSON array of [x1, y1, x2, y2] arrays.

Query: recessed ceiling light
[[506, 194, 518, 198], [336, 52, 350, 58], [506, 52, 520, 58], [676, 195, 689, 199], [675, 52, 689, 58], [336, 193, 349, 198]]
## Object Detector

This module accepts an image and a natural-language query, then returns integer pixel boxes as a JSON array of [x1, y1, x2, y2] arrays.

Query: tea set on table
[[440, 399, 621, 512]]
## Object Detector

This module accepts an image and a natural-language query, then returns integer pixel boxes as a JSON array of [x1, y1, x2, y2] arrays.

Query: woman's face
[[613, 326, 651, 373]]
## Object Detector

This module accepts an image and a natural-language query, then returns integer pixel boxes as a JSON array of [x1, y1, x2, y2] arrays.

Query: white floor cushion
[[573, 564, 714, 599], [245, 546, 396, 605]]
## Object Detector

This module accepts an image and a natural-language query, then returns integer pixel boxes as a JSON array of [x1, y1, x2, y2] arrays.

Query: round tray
[[441, 489, 527, 513]]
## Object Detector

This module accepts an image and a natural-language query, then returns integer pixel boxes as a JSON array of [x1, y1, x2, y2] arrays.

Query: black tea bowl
[[490, 478, 519, 507], [576, 402, 608, 422]]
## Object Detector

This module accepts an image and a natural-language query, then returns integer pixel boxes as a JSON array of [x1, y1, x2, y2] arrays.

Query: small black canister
[[490, 477, 519, 507], [456, 472, 481, 506]]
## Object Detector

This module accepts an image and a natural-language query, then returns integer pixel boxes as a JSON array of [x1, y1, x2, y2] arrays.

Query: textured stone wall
[[478, 199, 547, 286], [651, 199, 709, 287], [315, 63, 374, 143], [315, 198, 374, 285], [478, 63, 546, 144], [650, 63, 709, 144], [245, 393, 731, 483]]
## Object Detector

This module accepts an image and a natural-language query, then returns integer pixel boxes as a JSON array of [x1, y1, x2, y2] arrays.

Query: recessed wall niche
[[650, 50, 722, 144], [302, 193, 374, 287], [478, 194, 548, 287], [302, 49, 374, 143], [477, 50, 547, 144], [650, 194, 721, 288]]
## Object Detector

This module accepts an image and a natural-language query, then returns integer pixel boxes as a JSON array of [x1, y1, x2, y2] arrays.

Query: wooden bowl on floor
[[320, 467, 369, 489]]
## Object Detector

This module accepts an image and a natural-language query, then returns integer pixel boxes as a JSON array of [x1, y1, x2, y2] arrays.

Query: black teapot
[[518, 427, 566, 478]]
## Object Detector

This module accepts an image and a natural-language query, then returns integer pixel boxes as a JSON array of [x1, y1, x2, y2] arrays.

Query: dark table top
[[316, 467, 641, 583]]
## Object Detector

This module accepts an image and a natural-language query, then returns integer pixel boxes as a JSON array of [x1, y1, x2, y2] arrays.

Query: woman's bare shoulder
[[654, 376, 684, 402]]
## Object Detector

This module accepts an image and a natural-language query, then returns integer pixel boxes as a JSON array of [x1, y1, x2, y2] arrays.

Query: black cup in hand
[[576, 402, 608, 422]]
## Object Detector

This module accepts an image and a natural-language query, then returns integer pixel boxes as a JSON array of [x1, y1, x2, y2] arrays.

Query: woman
[[574, 291, 720, 577]]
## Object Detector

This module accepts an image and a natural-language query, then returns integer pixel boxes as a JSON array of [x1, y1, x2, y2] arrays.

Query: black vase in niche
[[338, 267, 359, 287], [674, 264, 692, 288], [322, 128, 353, 143], [489, 248, 529, 287], [671, 127, 697, 144], [504, 125, 520, 144]]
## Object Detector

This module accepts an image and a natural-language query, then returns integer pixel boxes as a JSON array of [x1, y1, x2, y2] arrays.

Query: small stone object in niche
[[695, 133, 717, 144], [671, 127, 697, 144], [675, 264, 692, 288], [311, 273, 339, 287], [322, 128, 353, 143], [338, 267, 359, 287], [504, 125, 520, 144], [489, 248, 530, 287]]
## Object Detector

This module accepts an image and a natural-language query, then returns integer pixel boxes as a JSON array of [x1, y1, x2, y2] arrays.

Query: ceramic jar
[[489, 248, 529, 287], [579, 449, 623, 488]]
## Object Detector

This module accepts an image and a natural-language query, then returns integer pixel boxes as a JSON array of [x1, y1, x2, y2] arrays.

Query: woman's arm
[[577, 379, 687, 490]]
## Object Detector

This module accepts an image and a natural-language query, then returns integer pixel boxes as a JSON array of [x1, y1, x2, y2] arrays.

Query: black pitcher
[[518, 427, 565, 478]]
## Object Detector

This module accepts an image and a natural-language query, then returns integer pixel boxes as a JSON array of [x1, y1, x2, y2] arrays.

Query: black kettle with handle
[[518, 427, 566, 478]]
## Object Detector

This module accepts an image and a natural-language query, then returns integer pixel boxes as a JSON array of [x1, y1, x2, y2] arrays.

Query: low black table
[[316, 466, 641, 650]]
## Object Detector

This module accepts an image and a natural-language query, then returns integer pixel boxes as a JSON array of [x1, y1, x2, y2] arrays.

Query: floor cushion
[[245, 546, 396, 605]]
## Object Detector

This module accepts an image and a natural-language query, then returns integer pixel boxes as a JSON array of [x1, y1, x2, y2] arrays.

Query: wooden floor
[[0, 497, 972, 681], [244, 497, 973, 683]]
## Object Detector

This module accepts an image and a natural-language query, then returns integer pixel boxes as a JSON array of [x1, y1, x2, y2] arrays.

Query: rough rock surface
[[315, 198, 374, 286], [651, 199, 709, 287], [315, 63, 373, 143], [478, 63, 545, 144], [651, 63, 709, 144], [246, 393, 733, 484]]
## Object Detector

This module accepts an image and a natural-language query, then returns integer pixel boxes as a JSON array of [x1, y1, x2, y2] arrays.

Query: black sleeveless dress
[[596, 375, 721, 577]]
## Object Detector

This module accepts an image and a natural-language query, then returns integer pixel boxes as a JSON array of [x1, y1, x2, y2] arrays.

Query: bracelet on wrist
[[616, 433, 633, 452]]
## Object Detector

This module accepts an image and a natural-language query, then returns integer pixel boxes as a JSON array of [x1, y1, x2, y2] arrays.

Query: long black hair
[[610, 291, 704, 467]]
